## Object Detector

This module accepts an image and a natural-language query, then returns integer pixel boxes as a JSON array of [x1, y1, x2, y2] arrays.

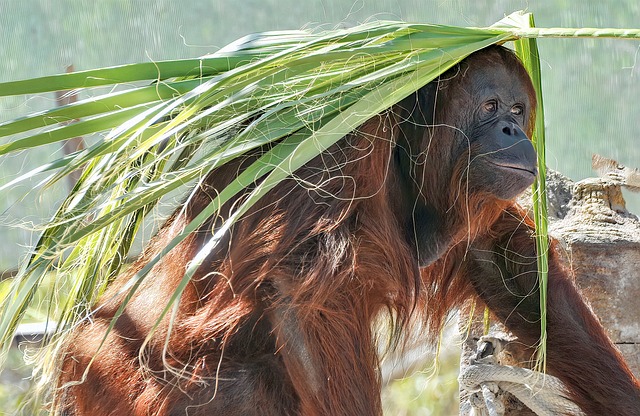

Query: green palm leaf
[[1, 10, 639, 372]]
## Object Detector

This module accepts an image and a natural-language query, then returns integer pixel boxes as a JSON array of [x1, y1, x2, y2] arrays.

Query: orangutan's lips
[[490, 161, 537, 178]]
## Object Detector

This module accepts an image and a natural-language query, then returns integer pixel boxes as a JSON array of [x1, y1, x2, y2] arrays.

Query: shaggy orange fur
[[54, 46, 639, 416]]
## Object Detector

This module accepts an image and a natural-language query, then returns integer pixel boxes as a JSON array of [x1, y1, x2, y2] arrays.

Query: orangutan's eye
[[482, 100, 497, 114], [511, 104, 524, 116]]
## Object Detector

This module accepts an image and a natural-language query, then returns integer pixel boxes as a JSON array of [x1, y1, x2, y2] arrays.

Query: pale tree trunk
[[459, 167, 640, 415]]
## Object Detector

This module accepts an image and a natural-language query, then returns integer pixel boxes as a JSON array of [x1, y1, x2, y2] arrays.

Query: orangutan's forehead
[[464, 64, 532, 105]]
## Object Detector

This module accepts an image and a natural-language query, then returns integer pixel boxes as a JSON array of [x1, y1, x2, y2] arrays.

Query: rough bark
[[459, 168, 640, 415]]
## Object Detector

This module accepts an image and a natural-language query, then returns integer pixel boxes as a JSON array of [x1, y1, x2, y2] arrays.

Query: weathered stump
[[459, 167, 640, 415]]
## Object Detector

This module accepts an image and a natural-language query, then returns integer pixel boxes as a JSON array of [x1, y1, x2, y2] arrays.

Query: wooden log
[[459, 165, 640, 414]]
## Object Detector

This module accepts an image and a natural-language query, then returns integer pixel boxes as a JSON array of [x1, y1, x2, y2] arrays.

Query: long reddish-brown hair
[[53, 46, 640, 416]]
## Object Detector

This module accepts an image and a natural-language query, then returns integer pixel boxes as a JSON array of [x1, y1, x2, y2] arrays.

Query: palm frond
[[0, 19, 513, 358], [1, 10, 639, 366], [511, 12, 550, 374]]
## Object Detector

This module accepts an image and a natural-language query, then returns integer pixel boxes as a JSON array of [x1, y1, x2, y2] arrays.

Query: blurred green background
[[1, 1, 639, 414]]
